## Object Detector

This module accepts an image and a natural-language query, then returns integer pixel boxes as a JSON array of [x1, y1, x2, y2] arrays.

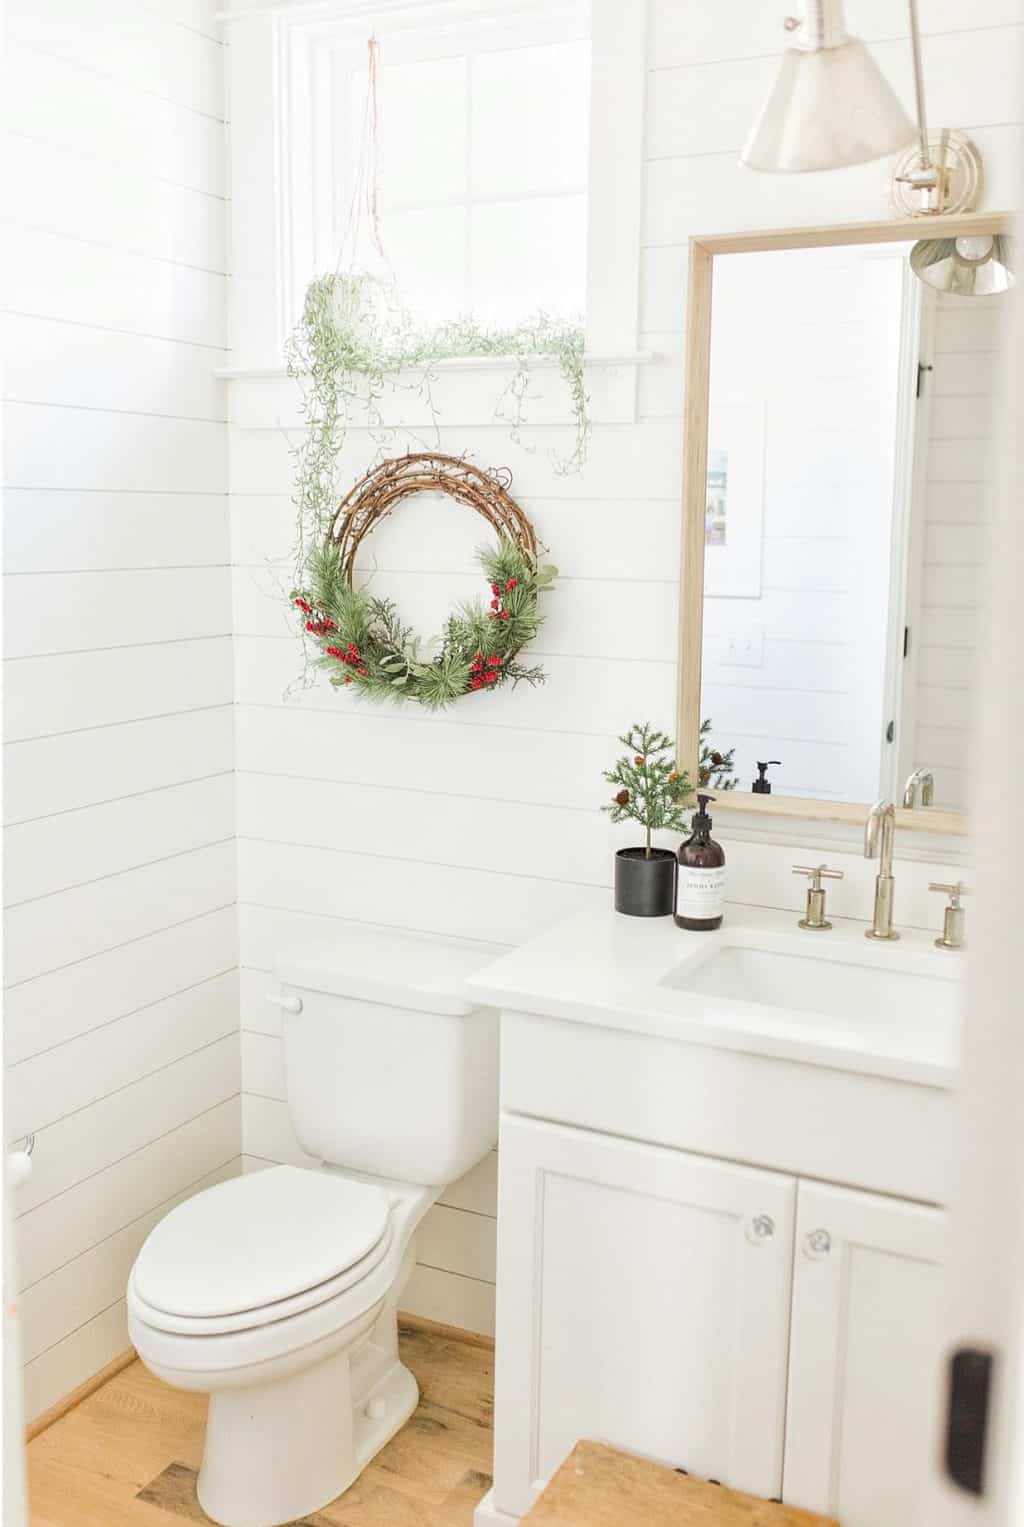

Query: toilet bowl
[[128, 929, 500, 1527]]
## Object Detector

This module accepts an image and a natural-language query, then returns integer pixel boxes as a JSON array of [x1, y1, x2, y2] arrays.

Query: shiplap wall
[[2, 0, 238, 1418], [912, 293, 1003, 811], [230, 0, 1020, 1336]]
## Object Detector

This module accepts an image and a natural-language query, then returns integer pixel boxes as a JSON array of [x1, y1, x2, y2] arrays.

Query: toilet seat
[[130, 1166, 391, 1337], [129, 1225, 393, 1337]]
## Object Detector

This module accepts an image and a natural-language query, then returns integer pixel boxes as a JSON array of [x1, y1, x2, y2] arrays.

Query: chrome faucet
[[902, 767, 935, 809], [864, 799, 900, 941]]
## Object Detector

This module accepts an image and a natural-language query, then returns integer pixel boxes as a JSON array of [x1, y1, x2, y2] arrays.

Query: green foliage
[[602, 724, 695, 858], [602, 720, 739, 855], [295, 536, 556, 711], [285, 272, 589, 612], [698, 717, 738, 792]]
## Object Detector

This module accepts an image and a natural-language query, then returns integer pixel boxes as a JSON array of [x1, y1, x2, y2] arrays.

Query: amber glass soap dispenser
[[674, 793, 726, 931]]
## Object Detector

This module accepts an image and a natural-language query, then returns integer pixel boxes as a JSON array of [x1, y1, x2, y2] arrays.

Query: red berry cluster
[[469, 652, 502, 691], [489, 576, 517, 621], [294, 597, 336, 638], [324, 642, 368, 680]]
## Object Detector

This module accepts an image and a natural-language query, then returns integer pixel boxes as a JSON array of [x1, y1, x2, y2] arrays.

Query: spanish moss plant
[[285, 272, 589, 604]]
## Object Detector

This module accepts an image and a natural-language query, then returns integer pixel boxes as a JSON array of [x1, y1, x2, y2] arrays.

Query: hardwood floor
[[26, 1322, 494, 1527], [522, 1441, 838, 1526]]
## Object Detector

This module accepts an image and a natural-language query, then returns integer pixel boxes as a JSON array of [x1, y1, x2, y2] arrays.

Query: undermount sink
[[661, 942, 960, 1027]]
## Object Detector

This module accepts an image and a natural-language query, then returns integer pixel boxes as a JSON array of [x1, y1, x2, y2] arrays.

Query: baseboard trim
[[398, 1310, 496, 1352], [25, 1347, 137, 1442]]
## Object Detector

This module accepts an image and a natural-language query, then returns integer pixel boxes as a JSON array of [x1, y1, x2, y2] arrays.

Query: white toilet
[[127, 929, 499, 1527]]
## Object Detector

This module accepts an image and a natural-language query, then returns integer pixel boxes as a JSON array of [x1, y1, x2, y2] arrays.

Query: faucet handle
[[793, 864, 844, 889], [929, 880, 970, 904], [793, 864, 843, 931], [929, 882, 969, 950]]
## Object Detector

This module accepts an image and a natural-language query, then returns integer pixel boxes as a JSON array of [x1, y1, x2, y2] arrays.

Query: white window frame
[[220, 0, 650, 423], [320, 10, 591, 326]]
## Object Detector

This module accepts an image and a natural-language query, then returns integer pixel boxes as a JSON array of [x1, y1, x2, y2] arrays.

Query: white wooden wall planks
[[4, 0, 1018, 1391], [2, 0, 237, 1419]]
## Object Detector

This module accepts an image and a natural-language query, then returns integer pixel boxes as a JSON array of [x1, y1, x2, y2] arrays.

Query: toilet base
[[196, 1331, 419, 1527]]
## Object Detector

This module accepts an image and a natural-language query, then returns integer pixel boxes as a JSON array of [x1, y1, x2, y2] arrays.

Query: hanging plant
[[283, 38, 589, 615], [285, 273, 588, 600], [292, 452, 558, 710]]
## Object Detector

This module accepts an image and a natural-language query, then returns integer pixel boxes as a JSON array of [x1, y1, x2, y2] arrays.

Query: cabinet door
[[491, 1115, 796, 1519], [784, 1180, 945, 1525]]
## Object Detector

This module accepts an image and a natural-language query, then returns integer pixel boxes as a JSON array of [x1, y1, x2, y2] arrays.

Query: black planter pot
[[614, 847, 676, 917]]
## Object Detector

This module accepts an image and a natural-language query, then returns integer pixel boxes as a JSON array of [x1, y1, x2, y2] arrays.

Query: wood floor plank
[[522, 1440, 839, 1526], [26, 1327, 493, 1527], [435, 1470, 494, 1526]]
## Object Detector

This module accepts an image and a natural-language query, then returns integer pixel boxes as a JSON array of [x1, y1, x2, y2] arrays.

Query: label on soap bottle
[[676, 866, 726, 921]]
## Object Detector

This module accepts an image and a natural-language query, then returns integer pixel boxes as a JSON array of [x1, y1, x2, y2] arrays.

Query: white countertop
[[465, 903, 964, 1088]]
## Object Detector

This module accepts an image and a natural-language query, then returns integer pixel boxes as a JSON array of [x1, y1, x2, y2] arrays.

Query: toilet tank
[[273, 930, 500, 1186]]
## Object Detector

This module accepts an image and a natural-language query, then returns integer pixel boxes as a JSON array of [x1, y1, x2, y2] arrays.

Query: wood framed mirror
[[677, 212, 1011, 836]]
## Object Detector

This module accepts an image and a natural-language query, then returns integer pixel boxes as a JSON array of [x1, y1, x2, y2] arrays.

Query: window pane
[[471, 41, 590, 198], [345, 56, 468, 210], [386, 205, 467, 321], [470, 195, 586, 323]]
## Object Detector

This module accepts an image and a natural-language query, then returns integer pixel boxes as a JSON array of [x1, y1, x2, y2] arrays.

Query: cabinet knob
[[802, 1227, 832, 1259], [265, 992, 303, 1015], [746, 1213, 775, 1245]]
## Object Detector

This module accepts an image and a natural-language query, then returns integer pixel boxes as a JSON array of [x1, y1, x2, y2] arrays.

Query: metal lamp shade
[[910, 235, 1015, 296], [741, 37, 914, 173]]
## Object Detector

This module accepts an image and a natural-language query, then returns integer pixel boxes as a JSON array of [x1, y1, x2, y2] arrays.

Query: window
[[324, 8, 591, 326], [228, 1, 643, 384]]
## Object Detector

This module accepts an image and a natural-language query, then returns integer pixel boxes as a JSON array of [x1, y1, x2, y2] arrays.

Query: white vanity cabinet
[[491, 1117, 797, 1518], [490, 1117, 946, 1527], [468, 907, 958, 1527], [784, 1181, 945, 1524]]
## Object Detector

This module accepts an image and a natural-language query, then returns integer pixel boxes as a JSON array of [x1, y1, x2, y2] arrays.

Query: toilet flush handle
[[265, 992, 303, 1015]]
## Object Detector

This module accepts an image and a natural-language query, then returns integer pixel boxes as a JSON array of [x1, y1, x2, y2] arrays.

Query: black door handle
[[945, 1348, 994, 1496]]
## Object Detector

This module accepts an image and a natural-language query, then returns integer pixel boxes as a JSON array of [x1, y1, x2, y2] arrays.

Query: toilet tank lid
[[274, 930, 502, 1016]]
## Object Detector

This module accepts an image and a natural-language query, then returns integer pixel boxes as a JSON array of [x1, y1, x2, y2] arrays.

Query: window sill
[[217, 351, 656, 430], [214, 350, 655, 381]]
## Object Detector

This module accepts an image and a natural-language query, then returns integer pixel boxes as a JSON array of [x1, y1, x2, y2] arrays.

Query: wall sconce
[[910, 236, 1015, 296], [742, 0, 985, 219], [740, 0, 912, 173]]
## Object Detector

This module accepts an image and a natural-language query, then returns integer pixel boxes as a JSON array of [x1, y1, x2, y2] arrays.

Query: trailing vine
[[285, 272, 588, 605]]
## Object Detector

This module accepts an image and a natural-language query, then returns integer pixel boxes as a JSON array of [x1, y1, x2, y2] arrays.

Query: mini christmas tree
[[602, 723, 694, 859], [698, 718, 738, 792]]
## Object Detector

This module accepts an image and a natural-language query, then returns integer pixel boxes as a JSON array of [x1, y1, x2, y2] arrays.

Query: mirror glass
[[698, 238, 1004, 815]]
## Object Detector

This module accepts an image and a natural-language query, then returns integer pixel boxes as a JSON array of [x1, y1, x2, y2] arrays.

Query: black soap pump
[[674, 794, 726, 931], [752, 760, 781, 795]]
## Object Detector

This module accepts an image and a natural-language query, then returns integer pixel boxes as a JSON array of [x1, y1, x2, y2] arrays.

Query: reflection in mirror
[[699, 239, 1004, 814]]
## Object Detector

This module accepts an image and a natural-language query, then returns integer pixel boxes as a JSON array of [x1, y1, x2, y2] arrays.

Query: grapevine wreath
[[292, 452, 558, 710]]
